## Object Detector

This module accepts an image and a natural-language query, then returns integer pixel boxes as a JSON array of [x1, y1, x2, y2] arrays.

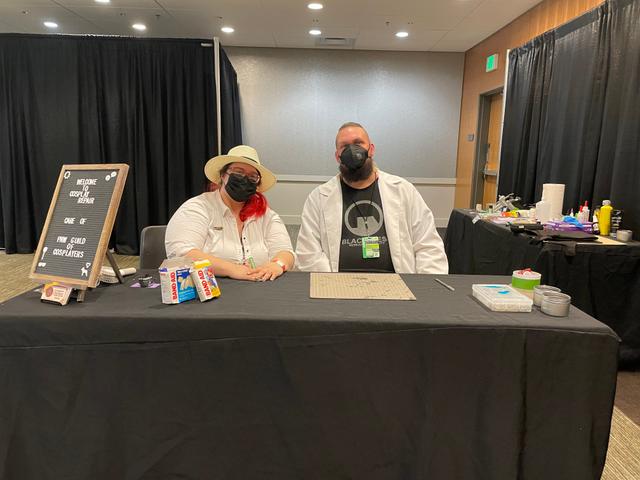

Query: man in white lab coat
[[296, 122, 448, 274]]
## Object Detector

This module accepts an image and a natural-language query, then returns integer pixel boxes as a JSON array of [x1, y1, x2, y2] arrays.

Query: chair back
[[139, 225, 167, 269]]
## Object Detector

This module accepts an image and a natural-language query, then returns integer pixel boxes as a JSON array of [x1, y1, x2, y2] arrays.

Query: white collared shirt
[[165, 191, 294, 267]]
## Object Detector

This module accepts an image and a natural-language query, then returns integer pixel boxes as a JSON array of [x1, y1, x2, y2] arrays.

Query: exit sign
[[486, 54, 498, 72]]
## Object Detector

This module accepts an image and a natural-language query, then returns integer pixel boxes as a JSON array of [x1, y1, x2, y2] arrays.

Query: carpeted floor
[[1, 251, 639, 479]]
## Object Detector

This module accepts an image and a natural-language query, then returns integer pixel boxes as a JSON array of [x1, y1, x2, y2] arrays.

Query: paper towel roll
[[542, 184, 565, 220]]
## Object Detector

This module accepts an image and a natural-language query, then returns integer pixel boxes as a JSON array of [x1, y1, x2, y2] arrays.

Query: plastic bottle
[[592, 206, 601, 234], [600, 200, 613, 236], [536, 199, 551, 224], [610, 209, 623, 238], [582, 201, 590, 224]]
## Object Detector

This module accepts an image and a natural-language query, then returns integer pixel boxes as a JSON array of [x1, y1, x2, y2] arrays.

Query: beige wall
[[225, 46, 463, 227], [265, 178, 455, 228], [454, 0, 605, 208]]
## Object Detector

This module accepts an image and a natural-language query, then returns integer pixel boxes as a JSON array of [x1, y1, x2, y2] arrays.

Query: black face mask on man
[[225, 173, 257, 202], [339, 144, 369, 171]]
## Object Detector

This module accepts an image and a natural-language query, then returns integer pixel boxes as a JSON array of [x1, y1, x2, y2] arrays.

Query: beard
[[339, 157, 374, 183]]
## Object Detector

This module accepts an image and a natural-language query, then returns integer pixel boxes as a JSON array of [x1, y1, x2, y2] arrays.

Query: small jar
[[533, 285, 561, 306], [541, 292, 571, 317], [512, 269, 542, 290]]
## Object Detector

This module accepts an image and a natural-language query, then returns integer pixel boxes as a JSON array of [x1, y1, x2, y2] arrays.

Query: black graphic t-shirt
[[339, 178, 395, 273]]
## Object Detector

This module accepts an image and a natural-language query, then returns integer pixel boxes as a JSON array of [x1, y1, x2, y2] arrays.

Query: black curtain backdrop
[[0, 34, 241, 255], [499, 0, 640, 234], [220, 48, 243, 154]]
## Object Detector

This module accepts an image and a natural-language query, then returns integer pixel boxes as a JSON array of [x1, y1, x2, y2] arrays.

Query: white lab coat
[[296, 170, 448, 274]]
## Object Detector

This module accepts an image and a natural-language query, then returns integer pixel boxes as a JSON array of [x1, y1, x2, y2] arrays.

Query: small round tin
[[616, 230, 632, 242], [533, 285, 561, 306], [541, 292, 571, 317]]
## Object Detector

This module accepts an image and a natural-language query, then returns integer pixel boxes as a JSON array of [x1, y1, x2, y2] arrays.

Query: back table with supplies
[[0, 272, 618, 479], [445, 208, 640, 368]]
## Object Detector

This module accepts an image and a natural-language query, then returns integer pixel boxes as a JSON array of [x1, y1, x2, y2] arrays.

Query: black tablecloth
[[445, 208, 640, 368], [0, 272, 618, 479]]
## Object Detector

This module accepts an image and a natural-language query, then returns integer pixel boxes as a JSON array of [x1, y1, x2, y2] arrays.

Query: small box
[[190, 260, 221, 302], [159, 258, 196, 304]]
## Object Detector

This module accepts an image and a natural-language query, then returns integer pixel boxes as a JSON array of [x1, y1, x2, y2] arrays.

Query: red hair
[[240, 192, 268, 221]]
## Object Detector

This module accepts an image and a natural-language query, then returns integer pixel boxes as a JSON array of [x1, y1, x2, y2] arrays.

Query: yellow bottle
[[600, 200, 613, 236]]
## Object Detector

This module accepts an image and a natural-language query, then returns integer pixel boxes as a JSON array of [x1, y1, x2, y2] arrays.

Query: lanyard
[[350, 179, 378, 235]]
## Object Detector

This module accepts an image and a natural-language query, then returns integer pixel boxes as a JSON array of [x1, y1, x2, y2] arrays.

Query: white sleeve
[[295, 191, 332, 272], [263, 210, 295, 261], [165, 197, 210, 258], [409, 187, 449, 274]]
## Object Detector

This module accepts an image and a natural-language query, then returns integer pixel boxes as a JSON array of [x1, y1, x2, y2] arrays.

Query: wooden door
[[482, 92, 503, 207]]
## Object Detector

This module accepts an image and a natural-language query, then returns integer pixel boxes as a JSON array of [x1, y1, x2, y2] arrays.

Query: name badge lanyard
[[349, 180, 380, 259]]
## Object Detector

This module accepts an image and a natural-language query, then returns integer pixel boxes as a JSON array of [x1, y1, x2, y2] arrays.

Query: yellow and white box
[[190, 260, 221, 302]]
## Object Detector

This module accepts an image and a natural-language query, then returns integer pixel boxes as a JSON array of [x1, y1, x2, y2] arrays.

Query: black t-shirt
[[339, 178, 395, 273]]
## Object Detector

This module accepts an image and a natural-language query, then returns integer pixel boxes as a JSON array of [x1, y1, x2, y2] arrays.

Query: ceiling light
[[95, 0, 110, 3], [221, 26, 234, 33], [308, 3, 323, 10], [43, 21, 58, 29], [132, 23, 147, 31], [395, 31, 409, 38], [309, 29, 322, 36]]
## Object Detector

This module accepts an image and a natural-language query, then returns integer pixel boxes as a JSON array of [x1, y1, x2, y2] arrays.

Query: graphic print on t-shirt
[[344, 200, 384, 237], [339, 179, 394, 272]]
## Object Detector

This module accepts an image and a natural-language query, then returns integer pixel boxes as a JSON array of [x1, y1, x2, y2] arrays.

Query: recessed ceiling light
[[309, 29, 322, 36], [95, 0, 110, 4], [221, 26, 235, 33], [43, 21, 58, 29], [395, 31, 409, 38], [308, 3, 323, 10], [132, 23, 147, 31]]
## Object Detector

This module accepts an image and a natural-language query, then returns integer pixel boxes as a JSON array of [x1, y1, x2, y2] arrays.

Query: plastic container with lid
[[512, 269, 542, 290], [472, 284, 533, 312]]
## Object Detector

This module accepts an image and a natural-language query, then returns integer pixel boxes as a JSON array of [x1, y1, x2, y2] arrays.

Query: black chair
[[139, 225, 167, 269], [285, 224, 300, 250]]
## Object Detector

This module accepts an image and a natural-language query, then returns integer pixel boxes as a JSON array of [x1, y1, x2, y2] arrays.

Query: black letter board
[[30, 164, 129, 289]]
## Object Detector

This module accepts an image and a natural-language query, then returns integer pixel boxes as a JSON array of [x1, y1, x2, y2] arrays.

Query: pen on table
[[434, 278, 455, 292]]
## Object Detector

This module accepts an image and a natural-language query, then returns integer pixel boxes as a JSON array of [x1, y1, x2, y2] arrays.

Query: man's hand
[[248, 262, 284, 282]]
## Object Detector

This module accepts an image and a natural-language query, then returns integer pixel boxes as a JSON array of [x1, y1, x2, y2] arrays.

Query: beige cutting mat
[[310, 272, 416, 300], [594, 235, 626, 245]]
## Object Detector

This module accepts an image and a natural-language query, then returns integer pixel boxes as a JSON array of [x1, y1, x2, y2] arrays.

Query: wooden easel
[[30, 164, 130, 304], [75, 251, 124, 303]]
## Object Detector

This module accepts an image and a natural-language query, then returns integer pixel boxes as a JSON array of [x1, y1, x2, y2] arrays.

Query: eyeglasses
[[226, 168, 261, 184]]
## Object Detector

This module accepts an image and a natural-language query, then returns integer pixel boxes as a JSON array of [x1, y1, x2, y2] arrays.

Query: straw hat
[[204, 145, 277, 192]]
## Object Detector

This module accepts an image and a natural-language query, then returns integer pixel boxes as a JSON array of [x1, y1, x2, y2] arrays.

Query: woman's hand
[[248, 261, 285, 282], [227, 263, 261, 281]]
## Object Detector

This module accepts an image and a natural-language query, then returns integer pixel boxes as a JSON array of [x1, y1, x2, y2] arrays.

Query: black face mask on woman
[[225, 173, 257, 202], [339, 144, 369, 171]]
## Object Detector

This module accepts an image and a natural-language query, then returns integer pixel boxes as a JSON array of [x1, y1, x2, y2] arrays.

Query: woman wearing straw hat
[[165, 145, 294, 281]]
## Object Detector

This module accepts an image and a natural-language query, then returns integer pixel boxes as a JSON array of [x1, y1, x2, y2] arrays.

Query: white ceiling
[[0, 0, 543, 52]]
